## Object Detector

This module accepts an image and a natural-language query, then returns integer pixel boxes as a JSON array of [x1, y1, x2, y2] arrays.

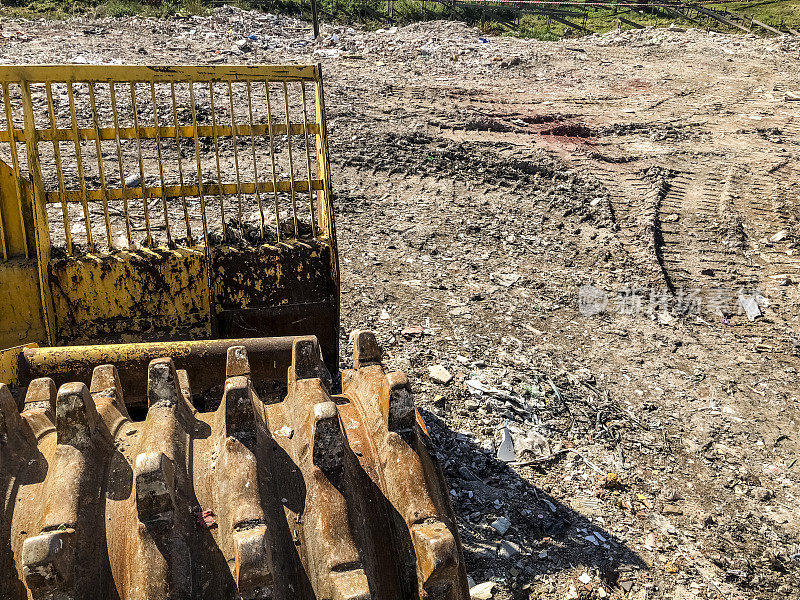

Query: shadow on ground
[[421, 409, 647, 596]]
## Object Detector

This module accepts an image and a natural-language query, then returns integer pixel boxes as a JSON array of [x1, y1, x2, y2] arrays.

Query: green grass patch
[[1, 0, 798, 36], [0, 0, 212, 18], [707, 0, 800, 30]]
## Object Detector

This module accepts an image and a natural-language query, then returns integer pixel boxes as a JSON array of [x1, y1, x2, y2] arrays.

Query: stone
[[428, 365, 453, 385], [491, 516, 511, 535], [498, 540, 520, 559], [469, 581, 495, 600]]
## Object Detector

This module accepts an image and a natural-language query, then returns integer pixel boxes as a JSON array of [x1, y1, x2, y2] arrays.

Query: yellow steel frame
[[0, 64, 336, 357]]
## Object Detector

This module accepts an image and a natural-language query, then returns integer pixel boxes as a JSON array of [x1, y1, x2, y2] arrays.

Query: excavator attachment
[[0, 332, 469, 599], [0, 64, 338, 372], [0, 65, 469, 598]]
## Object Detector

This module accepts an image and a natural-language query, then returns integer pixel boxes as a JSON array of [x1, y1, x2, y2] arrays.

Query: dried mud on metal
[[2, 6, 800, 600]]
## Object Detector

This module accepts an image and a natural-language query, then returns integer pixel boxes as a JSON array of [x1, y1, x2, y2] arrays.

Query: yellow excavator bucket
[[0, 65, 469, 599], [0, 64, 338, 375]]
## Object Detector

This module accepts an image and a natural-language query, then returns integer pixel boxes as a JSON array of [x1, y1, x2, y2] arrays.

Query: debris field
[[1, 6, 799, 600]]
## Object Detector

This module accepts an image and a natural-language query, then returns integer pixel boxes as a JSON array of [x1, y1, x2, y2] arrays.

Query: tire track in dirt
[[567, 154, 670, 287], [656, 158, 759, 300], [736, 158, 800, 292]]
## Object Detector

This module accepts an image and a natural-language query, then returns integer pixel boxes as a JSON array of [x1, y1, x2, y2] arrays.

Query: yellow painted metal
[[314, 70, 339, 288], [0, 260, 47, 349], [0, 342, 37, 388], [20, 82, 55, 345], [0, 123, 321, 144], [34, 178, 335, 207], [0, 158, 32, 258], [0, 63, 336, 357], [49, 247, 211, 344], [0, 64, 319, 84]]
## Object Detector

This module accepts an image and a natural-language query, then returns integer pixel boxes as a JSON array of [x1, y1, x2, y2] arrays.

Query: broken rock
[[498, 540, 521, 559], [469, 581, 496, 600], [491, 516, 511, 535], [428, 364, 453, 385]]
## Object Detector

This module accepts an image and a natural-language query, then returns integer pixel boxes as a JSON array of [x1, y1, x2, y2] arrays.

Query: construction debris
[[1, 6, 799, 600]]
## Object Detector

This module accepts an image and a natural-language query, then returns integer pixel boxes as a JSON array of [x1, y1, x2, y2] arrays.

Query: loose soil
[[1, 8, 799, 599]]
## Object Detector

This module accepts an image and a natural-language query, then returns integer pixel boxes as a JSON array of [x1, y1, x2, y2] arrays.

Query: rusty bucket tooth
[[134, 451, 176, 525], [54, 382, 100, 449], [21, 528, 75, 594], [90, 364, 129, 436], [312, 400, 345, 473], [331, 568, 371, 600], [17, 379, 55, 441], [411, 519, 460, 599], [226, 345, 252, 378], [122, 357, 193, 598], [88, 363, 123, 400], [340, 331, 470, 600], [219, 375, 257, 442], [23, 382, 107, 599], [351, 330, 382, 369], [147, 357, 182, 409], [231, 525, 273, 600], [176, 369, 194, 407], [133, 358, 188, 528], [284, 354, 371, 600], [290, 336, 332, 389], [213, 373, 275, 599], [23, 378, 56, 416], [383, 372, 414, 432]]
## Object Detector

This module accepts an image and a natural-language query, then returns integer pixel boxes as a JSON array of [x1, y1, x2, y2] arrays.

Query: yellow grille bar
[[0, 64, 319, 84], [0, 64, 333, 256]]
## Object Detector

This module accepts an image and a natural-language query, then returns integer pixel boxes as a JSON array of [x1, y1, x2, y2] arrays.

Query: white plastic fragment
[[496, 424, 516, 463]]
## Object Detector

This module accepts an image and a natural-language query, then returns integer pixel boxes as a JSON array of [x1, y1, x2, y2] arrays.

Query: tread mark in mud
[[656, 161, 760, 297]]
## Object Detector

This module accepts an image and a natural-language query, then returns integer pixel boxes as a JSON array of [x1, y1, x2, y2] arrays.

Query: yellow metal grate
[[0, 64, 333, 256]]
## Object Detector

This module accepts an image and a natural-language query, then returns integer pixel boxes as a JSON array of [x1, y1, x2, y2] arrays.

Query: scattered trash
[[738, 292, 769, 321], [195, 509, 218, 529], [510, 428, 551, 460], [770, 229, 788, 242], [313, 48, 342, 58], [578, 573, 592, 585], [496, 423, 516, 463]]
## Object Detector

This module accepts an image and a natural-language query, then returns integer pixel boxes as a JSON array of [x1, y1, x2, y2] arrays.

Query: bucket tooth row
[[283, 336, 370, 600], [341, 331, 469, 600], [0, 334, 468, 599]]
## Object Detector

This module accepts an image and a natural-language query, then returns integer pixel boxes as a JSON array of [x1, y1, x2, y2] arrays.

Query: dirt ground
[[2, 6, 800, 599]]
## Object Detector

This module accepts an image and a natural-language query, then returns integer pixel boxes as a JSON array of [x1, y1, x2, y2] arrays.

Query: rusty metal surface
[[0, 332, 468, 599], [19, 336, 299, 407]]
